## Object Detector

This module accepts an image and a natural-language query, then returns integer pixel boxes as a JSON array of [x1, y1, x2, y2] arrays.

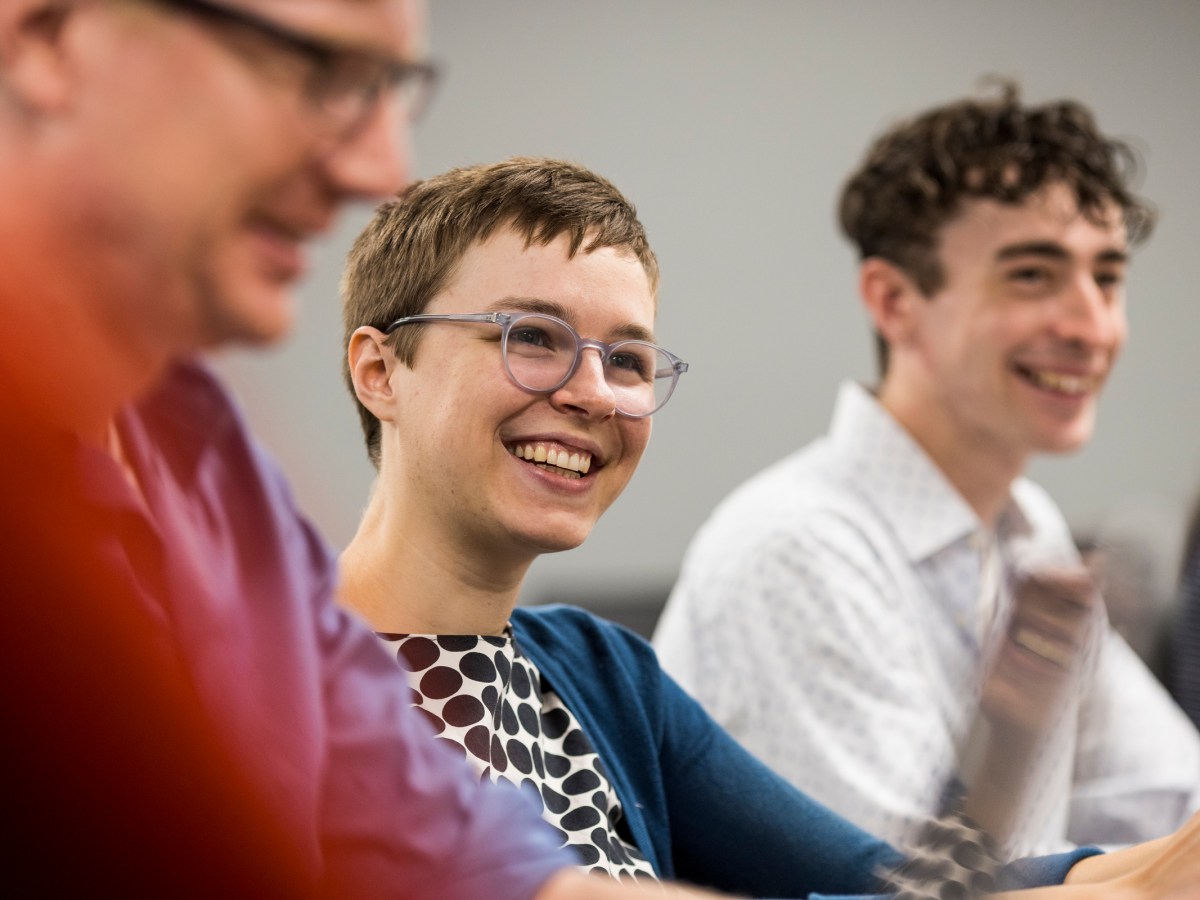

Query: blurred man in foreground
[[0, 2, 718, 897]]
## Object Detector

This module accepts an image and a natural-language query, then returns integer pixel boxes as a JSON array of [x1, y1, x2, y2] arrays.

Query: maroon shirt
[[0, 360, 568, 898]]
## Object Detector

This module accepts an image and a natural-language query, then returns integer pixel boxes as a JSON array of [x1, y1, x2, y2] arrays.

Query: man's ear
[[859, 257, 923, 350], [0, 0, 77, 113], [348, 327, 401, 423]]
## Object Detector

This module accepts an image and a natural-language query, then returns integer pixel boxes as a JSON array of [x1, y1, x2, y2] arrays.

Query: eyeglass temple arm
[[383, 312, 505, 334]]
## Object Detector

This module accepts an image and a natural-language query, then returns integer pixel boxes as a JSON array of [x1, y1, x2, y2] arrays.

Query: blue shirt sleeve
[[995, 847, 1104, 890], [656, 669, 904, 897]]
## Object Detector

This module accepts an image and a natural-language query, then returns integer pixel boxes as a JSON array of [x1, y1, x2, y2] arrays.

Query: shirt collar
[[73, 360, 235, 514], [124, 360, 235, 482], [828, 381, 1032, 562]]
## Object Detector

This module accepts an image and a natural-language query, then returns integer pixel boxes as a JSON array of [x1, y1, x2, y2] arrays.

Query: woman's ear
[[859, 256, 922, 350], [348, 327, 400, 423]]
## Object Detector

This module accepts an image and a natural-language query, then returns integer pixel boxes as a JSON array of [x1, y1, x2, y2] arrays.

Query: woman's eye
[[608, 351, 652, 380], [510, 327, 552, 348]]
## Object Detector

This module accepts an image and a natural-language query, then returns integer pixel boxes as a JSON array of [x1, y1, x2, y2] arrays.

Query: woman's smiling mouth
[[508, 442, 593, 479]]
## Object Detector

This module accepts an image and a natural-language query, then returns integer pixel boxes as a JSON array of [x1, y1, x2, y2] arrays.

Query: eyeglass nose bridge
[[530, 336, 615, 397]]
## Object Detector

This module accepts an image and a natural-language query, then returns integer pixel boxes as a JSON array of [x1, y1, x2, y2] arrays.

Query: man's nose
[[320, 100, 411, 201]]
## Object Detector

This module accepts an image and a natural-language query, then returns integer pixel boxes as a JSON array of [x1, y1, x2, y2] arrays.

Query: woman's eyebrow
[[485, 296, 656, 342]]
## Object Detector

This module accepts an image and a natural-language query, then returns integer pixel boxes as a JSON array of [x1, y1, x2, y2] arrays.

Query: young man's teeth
[[510, 443, 592, 475], [1029, 370, 1093, 394]]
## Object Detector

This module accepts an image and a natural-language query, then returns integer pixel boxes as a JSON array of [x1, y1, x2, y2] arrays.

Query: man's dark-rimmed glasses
[[143, 0, 438, 141]]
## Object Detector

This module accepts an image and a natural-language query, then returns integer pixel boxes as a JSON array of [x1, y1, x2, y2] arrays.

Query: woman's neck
[[338, 488, 532, 637]]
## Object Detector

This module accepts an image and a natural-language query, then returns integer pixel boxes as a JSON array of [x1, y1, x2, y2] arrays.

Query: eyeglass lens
[[502, 315, 676, 416], [311, 58, 436, 136], [150, 0, 436, 141]]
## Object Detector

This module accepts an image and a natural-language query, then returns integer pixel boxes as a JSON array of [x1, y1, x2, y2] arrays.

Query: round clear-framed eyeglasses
[[385, 311, 689, 418]]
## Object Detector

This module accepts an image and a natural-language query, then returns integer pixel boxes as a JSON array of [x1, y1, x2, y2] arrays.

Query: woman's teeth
[[509, 443, 592, 477]]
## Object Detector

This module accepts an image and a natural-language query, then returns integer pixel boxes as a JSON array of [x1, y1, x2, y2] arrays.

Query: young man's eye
[[1095, 270, 1125, 289], [1009, 266, 1052, 284], [1003, 265, 1064, 296]]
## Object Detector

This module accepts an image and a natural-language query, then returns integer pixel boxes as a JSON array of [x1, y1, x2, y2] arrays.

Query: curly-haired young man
[[655, 83, 1200, 857]]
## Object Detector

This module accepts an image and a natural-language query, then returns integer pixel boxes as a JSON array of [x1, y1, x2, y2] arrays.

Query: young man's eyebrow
[[994, 241, 1071, 262], [994, 241, 1129, 265]]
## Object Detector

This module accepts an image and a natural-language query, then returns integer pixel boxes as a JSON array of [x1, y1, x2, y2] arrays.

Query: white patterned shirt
[[654, 381, 1200, 856]]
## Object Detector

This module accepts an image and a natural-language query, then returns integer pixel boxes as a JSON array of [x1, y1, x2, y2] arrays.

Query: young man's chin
[[1037, 424, 1097, 457]]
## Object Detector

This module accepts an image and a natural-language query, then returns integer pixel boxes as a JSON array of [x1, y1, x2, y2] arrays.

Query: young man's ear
[[348, 327, 401, 423], [859, 256, 924, 350], [0, 0, 78, 114]]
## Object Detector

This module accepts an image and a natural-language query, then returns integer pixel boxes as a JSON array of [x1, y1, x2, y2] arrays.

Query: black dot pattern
[[876, 807, 1002, 900], [381, 628, 657, 882]]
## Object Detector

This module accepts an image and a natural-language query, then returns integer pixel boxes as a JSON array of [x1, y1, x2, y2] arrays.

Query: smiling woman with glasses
[[141, 0, 438, 139]]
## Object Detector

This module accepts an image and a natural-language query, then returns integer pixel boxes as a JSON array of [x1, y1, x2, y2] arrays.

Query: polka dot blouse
[[377, 629, 658, 882]]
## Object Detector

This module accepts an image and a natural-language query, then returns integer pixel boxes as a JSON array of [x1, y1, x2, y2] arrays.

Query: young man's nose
[[1053, 273, 1126, 348]]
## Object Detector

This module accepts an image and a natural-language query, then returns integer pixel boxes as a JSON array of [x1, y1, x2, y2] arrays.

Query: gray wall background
[[217, 1, 1200, 623]]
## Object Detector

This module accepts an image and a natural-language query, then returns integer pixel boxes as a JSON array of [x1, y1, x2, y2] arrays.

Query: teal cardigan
[[511, 605, 1100, 899]]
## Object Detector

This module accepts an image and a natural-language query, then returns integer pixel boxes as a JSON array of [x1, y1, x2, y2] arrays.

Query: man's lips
[[248, 212, 332, 282], [248, 222, 307, 281]]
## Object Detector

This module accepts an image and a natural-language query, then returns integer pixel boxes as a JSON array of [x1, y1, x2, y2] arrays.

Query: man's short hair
[[838, 80, 1155, 373], [342, 156, 660, 468]]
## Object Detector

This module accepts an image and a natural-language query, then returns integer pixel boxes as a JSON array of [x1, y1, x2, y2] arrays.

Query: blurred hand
[[962, 561, 1101, 848], [980, 563, 1098, 737]]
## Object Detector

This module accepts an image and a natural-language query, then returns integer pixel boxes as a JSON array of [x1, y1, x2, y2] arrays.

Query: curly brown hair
[[341, 156, 659, 469], [838, 80, 1155, 374]]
